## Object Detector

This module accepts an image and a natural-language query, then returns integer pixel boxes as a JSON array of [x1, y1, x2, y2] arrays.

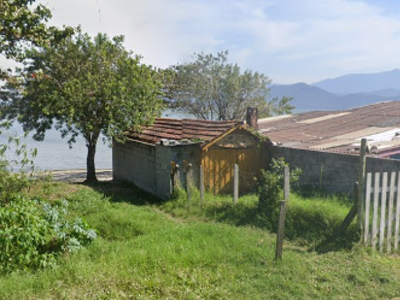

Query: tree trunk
[[85, 133, 99, 183]]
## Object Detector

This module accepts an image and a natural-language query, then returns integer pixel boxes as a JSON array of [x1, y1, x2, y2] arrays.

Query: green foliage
[[0, 172, 30, 202], [0, 196, 96, 274], [0, 195, 55, 273], [0, 0, 50, 58], [257, 157, 301, 230], [0, 103, 98, 276], [0, 121, 36, 202], [0, 0, 74, 82], [166, 51, 294, 120], [5, 30, 164, 181]]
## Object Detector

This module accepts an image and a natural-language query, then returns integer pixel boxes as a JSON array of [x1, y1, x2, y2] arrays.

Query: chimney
[[246, 107, 258, 129]]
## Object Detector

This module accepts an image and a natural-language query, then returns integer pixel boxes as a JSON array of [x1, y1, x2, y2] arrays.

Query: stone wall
[[272, 146, 400, 195]]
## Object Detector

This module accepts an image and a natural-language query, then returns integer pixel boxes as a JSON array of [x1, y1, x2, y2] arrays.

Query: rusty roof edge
[[125, 118, 244, 145], [200, 123, 244, 150], [201, 123, 270, 150], [125, 137, 157, 147], [184, 120, 244, 145]]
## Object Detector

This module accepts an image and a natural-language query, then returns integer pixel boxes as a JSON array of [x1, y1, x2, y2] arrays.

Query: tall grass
[[0, 182, 399, 299], [162, 189, 359, 249]]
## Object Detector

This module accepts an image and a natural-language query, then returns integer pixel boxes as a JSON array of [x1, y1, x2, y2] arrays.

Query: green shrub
[[0, 171, 32, 202], [0, 195, 56, 273], [258, 157, 301, 230], [0, 196, 97, 274]]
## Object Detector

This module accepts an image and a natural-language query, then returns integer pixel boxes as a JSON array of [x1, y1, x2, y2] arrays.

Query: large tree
[[6, 31, 164, 182], [0, 0, 73, 101], [0, 0, 70, 176], [0, 0, 73, 59], [166, 51, 293, 120]]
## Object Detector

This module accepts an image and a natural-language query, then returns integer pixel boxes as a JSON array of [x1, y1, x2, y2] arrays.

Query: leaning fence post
[[186, 163, 193, 203], [200, 165, 205, 204], [357, 138, 367, 240], [275, 165, 290, 260], [233, 164, 239, 204]]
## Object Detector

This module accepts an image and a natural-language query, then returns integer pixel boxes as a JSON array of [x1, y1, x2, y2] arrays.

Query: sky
[[17, 0, 400, 84]]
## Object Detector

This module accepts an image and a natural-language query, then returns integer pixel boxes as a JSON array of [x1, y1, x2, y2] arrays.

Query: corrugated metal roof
[[298, 112, 351, 124], [126, 118, 242, 144], [260, 101, 400, 157]]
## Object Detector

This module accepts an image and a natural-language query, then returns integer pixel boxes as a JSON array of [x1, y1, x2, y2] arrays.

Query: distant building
[[258, 101, 400, 158], [259, 101, 400, 194]]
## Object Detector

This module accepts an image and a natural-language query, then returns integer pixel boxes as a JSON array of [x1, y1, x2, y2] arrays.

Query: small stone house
[[113, 112, 270, 199]]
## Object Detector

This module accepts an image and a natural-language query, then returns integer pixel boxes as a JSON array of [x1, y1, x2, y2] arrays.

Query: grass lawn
[[1, 181, 400, 299]]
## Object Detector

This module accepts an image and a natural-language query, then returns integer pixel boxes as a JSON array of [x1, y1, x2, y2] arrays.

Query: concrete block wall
[[272, 146, 400, 195], [155, 144, 172, 200], [113, 140, 157, 195], [170, 144, 202, 189], [113, 140, 202, 200]]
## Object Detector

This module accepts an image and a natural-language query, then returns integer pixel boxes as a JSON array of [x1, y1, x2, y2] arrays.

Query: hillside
[[270, 83, 338, 111], [312, 69, 400, 95], [271, 69, 400, 111]]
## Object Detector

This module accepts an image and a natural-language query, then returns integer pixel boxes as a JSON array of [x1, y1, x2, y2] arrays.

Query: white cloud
[[31, 0, 400, 83]]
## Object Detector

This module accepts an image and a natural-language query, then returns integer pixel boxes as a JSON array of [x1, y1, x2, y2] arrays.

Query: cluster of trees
[[0, 0, 294, 181], [165, 51, 293, 120]]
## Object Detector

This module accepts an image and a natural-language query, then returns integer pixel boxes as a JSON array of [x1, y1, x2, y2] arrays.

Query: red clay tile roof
[[258, 101, 400, 157], [126, 118, 242, 144]]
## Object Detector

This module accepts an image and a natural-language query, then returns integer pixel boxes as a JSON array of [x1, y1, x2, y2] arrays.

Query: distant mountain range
[[271, 69, 400, 112]]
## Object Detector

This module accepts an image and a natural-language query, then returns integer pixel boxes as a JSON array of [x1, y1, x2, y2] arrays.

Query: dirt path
[[45, 169, 112, 183]]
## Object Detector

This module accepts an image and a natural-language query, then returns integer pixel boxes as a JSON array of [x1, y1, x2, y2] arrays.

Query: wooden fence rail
[[364, 171, 400, 252]]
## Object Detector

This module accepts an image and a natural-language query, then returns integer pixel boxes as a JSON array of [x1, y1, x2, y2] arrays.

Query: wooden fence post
[[170, 162, 181, 195], [357, 138, 367, 240], [283, 165, 290, 202], [200, 165, 205, 204], [275, 166, 290, 260], [186, 163, 193, 203], [233, 164, 239, 204]]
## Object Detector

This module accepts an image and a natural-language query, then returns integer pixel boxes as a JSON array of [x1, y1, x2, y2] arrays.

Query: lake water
[[0, 123, 113, 171], [0, 109, 193, 171]]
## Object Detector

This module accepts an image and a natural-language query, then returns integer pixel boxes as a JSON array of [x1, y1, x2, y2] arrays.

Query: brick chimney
[[246, 107, 258, 129]]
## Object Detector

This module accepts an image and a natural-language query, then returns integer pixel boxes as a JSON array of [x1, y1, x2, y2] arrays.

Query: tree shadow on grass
[[203, 203, 261, 227], [83, 180, 360, 254], [82, 180, 163, 206]]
